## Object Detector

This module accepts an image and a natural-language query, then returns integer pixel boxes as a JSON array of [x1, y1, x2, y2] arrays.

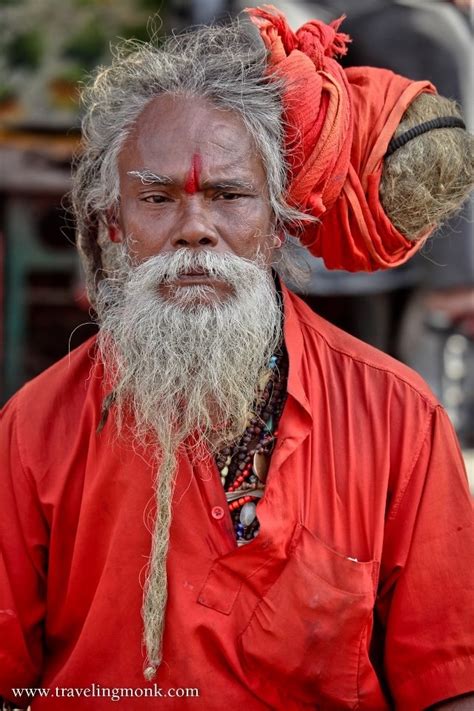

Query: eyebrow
[[202, 179, 257, 192], [127, 170, 173, 185], [127, 170, 256, 192]]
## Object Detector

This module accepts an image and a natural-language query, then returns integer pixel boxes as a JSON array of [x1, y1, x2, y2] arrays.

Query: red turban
[[246, 5, 436, 271]]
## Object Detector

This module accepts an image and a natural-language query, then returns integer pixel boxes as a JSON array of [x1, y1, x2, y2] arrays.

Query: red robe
[[1, 286, 473, 710]]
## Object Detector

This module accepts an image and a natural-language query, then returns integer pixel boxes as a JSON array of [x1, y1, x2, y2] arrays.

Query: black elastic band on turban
[[386, 116, 466, 157]]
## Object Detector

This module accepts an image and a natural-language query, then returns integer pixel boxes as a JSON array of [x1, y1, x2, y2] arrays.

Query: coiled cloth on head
[[246, 5, 436, 271]]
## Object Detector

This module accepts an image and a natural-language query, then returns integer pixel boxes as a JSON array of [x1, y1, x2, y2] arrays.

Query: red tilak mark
[[184, 154, 202, 194]]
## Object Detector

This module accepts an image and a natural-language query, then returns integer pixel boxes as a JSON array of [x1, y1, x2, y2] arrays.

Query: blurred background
[[0, 0, 472, 480]]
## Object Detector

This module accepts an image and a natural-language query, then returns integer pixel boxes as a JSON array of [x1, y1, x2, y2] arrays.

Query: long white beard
[[95, 248, 282, 679]]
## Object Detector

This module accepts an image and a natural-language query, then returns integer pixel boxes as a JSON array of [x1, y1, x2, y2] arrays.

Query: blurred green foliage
[[63, 22, 107, 69], [5, 30, 43, 69], [0, 83, 16, 101], [0, 0, 169, 120]]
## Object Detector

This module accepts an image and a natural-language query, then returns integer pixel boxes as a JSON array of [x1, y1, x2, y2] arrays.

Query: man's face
[[113, 94, 275, 301]]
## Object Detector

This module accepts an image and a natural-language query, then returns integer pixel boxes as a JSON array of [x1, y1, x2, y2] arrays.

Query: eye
[[216, 192, 245, 201], [141, 194, 171, 204]]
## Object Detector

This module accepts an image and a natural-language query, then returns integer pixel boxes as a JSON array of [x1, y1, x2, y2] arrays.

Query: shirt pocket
[[237, 523, 377, 710]]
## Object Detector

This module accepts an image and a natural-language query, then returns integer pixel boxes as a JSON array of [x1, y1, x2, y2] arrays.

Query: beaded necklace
[[215, 344, 289, 546]]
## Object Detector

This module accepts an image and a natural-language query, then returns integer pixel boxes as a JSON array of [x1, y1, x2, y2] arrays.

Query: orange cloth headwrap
[[246, 5, 436, 271]]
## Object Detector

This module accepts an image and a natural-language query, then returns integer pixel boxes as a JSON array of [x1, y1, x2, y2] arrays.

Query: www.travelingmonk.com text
[[10, 683, 200, 702]]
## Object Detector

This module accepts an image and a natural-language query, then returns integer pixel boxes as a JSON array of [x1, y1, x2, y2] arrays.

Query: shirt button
[[211, 506, 225, 520]]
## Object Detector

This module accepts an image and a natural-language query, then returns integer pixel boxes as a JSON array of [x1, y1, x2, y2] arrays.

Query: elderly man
[[1, 7, 473, 710]]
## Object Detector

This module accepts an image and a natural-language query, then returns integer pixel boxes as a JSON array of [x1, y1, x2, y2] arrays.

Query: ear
[[107, 223, 123, 243], [106, 208, 124, 243], [272, 226, 286, 250]]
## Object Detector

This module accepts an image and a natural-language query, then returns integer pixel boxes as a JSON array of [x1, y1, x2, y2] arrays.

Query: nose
[[171, 200, 219, 250]]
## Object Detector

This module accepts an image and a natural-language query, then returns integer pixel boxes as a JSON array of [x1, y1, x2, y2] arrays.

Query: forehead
[[118, 94, 265, 183]]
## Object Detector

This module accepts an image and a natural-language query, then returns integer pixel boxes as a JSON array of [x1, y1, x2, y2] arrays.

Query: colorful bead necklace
[[215, 345, 288, 546]]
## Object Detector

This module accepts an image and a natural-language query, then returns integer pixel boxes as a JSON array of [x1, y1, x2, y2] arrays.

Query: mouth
[[158, 269, 233, 302], [172, 269, 217, 285], [181, 269, 208, 276]]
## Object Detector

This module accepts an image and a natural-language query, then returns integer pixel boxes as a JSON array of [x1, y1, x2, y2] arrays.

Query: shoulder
[[1, 336, 103, 476], [5, 335, 100, 415], [285, 288, 438, 410], [283, 289, 465, 525]]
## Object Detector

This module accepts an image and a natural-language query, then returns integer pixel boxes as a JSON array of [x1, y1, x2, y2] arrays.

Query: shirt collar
[[280, 281, 313, 423]]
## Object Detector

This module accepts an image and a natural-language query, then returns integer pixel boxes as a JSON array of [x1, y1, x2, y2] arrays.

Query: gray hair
[[71, 16, 310, 303]]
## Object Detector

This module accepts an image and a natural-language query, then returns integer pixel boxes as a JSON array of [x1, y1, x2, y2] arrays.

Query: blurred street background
[[0, 0, 472, 486]]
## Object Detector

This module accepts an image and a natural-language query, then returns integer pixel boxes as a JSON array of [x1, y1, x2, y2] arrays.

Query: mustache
[[124, 248, 268, 286]]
